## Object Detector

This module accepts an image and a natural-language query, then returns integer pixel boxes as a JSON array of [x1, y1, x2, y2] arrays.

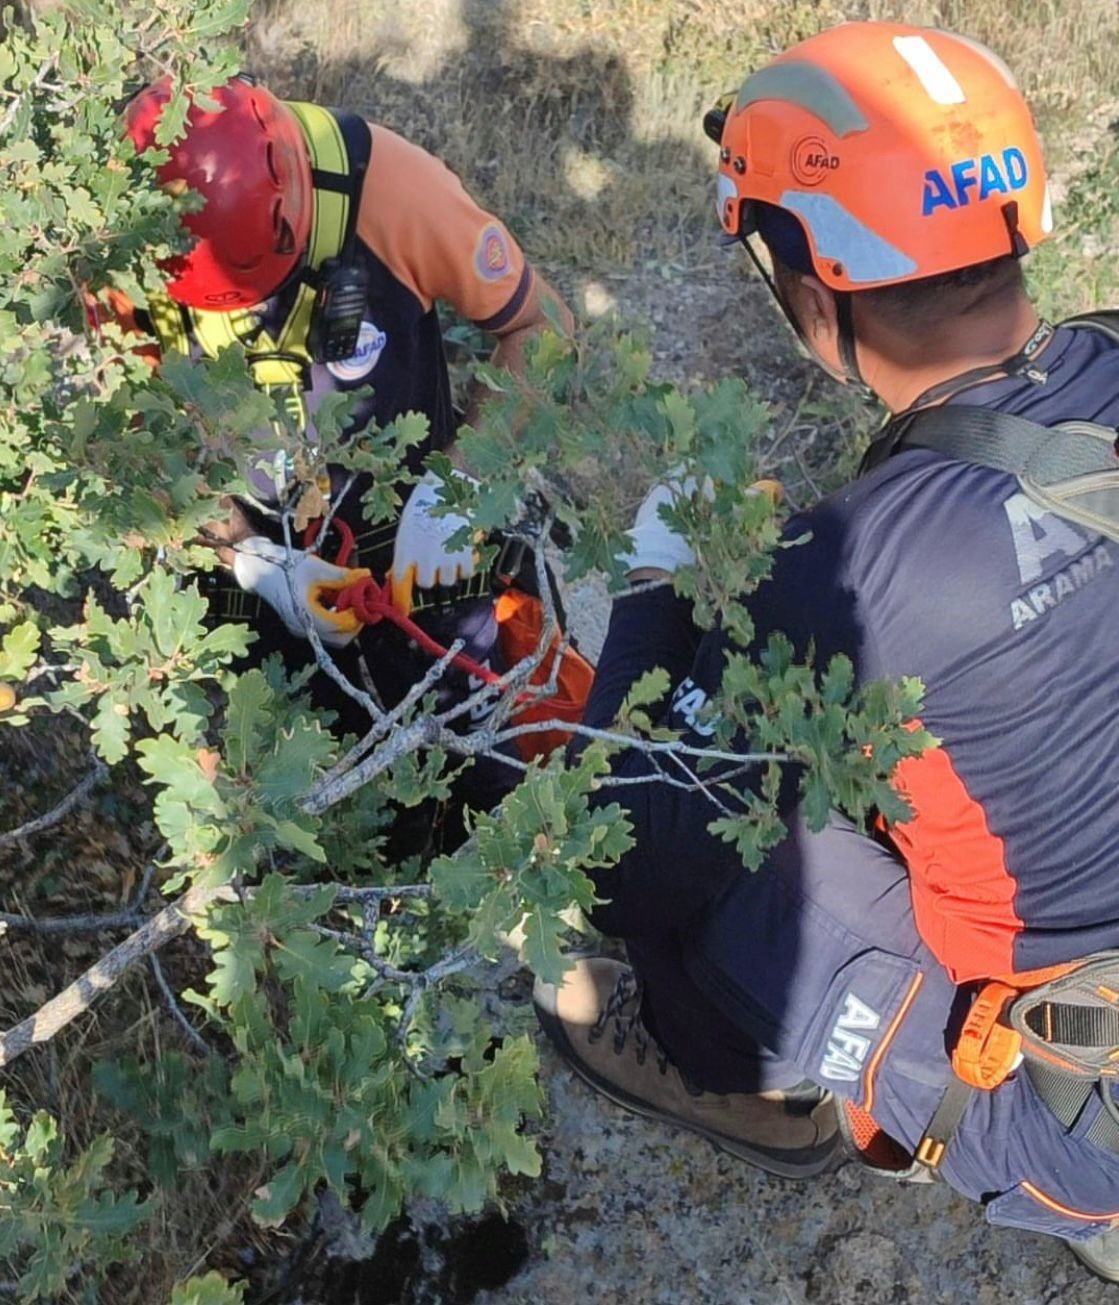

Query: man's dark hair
[[857, 256, 1024, 330]]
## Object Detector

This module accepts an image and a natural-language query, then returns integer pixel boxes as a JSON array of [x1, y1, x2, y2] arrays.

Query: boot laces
[[588, 969, 669, 1074]]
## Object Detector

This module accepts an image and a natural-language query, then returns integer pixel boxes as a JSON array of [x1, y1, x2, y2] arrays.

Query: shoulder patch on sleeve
[[474, 223, 513, 283]]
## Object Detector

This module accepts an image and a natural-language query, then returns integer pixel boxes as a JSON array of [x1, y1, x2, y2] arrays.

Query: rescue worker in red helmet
[[119, 74, 576, 849], [533, 22, 1119, 1281]]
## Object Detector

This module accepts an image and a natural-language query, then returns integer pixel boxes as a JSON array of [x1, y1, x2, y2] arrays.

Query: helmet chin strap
[[834, 291, 875, 398], [741, 236, 873, 396]]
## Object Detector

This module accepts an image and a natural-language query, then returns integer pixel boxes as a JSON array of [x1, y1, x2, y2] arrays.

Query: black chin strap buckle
[[1006, 319, 1055, 386]]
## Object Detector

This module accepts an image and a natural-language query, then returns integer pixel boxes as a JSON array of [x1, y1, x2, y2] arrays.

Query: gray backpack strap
[[893, 406, 1117, 483], [886, 406, 1119, 544], [1062, 310, 1119, 347]]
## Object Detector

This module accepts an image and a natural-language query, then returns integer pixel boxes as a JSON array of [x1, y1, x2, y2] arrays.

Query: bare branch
[[329, 884, 433, 903], [258, 515, 387, 726], [149, 952, 211, 1055], [301, 712, 440, 815], [663, 750, 734, 817], [0, 57, 55, 137], [0, 860, 156, 936], [0, 759, 107, 851], [0, 905, 141, 935], [791, 442, 824, 504], [319, 637, 468, 787], [394, 943, 477, 1053], [435, 522, 559, 736], [0, 883, 233, 1070], [446, 714, 791, 770], [314, 471, 358, 544]]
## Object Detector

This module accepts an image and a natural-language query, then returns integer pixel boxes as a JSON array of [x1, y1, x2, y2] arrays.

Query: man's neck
[[859, 293, 1043, 414]]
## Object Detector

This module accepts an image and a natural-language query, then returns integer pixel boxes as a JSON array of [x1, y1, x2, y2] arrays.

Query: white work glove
[[617, 475, 783, 576], [232, 536, 367, 648], [617, 475, 710, 575], [389, 470, 480, 615]]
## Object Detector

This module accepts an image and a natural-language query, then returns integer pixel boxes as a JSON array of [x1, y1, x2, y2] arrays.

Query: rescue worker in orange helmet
[[117, 75, 577, 849], [533, 22, 1119, 1281]]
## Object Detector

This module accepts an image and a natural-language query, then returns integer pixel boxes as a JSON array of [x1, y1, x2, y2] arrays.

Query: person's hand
[[389, 471, 480, 615], [618, 475, 782, 578], [617, 476, 710, 576], [232, 536, 369, 648]]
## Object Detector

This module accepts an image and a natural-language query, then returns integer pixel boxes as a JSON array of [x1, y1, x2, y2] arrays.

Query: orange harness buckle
[[951, 981, 1023, 1091]]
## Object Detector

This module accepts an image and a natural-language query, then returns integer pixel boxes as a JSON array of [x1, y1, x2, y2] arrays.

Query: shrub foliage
[[0, 0, 928, 1296]]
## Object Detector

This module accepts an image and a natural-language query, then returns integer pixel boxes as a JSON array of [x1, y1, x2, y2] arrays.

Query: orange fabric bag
[[494, 589, 595, 761]]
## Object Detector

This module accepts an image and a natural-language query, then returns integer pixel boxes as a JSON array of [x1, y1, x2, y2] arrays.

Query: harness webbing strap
[[859, 313, 1119, 480], [874, 405, 1119, 484], [1026, 1062, 1119, 1156], [916, 1077, 974, 1170], [1062, 310, 1119, 347], [1023, 1001, 1119, 1050], [287, 101, 350, 270], [145, 291, 190, 356]]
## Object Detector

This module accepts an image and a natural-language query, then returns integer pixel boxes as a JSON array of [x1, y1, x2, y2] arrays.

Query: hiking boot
[[1068, 1223, 1119, 1283], [533, 956, 839, 1179]]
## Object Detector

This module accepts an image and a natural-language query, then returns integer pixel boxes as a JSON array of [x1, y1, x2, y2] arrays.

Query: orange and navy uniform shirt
[[657, 322, 1119, 986]]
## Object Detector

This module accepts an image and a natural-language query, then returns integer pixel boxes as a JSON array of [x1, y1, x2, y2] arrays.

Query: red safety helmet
[[125, 75, 313, 309]]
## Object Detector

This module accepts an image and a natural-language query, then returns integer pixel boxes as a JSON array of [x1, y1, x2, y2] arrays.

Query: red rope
[[333, 575, 502, 686], [305, 518, 576, 720]]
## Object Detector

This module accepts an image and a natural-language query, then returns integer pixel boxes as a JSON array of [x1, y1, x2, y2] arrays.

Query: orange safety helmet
[[706, 22, 1052, 292], [125, 75, 313, 310]]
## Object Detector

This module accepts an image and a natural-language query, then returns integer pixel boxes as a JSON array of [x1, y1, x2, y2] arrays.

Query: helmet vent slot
[[275, 214, 295, 256]]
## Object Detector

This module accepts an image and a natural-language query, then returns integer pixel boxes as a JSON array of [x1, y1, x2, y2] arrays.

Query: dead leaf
[[293, 484, 326, 534]]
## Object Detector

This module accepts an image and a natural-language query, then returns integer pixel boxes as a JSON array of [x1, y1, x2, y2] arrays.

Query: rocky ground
[[293, 1013, 1106, 1305], [476, 1046, 1103, 1305]]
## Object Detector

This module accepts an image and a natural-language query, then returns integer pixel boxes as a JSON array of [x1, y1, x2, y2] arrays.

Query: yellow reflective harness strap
[[280, 101, 351, 362], [285, 101, 349, 270], [146, 289, 191, 357]]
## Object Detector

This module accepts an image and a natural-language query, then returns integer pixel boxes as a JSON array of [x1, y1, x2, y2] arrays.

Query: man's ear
[[794, 274, 839, 350]]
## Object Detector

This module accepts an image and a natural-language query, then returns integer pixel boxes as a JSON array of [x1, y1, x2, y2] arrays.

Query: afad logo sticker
[[923, 147, 1029, 215], [474, 223, 512, 282], [326, 320, 387, 382], [791, 136, 840, 187]]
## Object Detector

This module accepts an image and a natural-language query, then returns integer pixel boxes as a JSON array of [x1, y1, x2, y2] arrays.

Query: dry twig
[[0, 882, 232, 1069]]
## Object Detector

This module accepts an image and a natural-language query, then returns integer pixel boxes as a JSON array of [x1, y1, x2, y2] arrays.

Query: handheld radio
[[307, 257, 370, 363]]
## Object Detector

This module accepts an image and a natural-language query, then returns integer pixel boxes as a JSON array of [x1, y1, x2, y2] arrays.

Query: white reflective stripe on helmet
[[893, 35, 966, 105], [778, 190, 919, 284]]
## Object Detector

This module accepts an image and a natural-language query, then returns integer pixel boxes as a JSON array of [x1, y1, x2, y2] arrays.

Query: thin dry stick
[[0, 882, 231, 1069], [0, 760, 107, 851], [0, 863, 155, 935], [149, 952, 211, 1056], [0, 905, 140, 934]]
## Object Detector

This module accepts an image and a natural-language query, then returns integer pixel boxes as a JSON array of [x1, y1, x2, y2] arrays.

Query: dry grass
[[245, 0, 1119, 284], [0, 719, 280, 1302]]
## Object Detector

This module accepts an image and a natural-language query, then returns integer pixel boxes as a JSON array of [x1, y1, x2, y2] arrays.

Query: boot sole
[[535, 998, 840, 1181]]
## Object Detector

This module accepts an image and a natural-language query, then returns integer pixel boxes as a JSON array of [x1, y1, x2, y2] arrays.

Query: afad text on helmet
[[790, 136, 840, 187], [922, 148, 1029, 216]]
